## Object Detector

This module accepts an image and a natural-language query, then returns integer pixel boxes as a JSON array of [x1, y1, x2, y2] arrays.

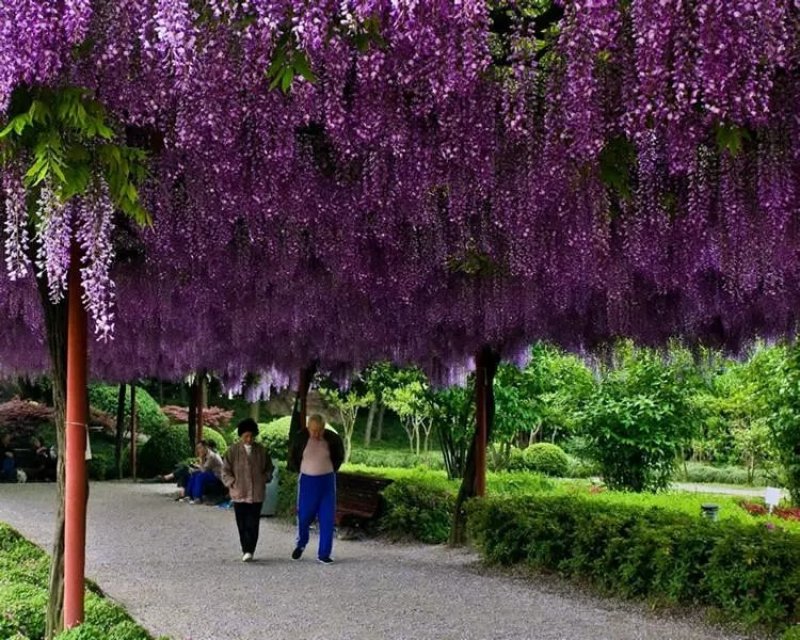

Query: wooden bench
[[335, 472, 393, 527]]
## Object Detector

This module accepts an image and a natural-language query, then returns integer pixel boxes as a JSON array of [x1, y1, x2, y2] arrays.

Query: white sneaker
[[242, 553, 253, 562]]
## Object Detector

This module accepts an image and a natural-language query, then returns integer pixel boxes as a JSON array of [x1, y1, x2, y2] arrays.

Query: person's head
[[205, 439, 218, 452], [237, 418, 259, 445], [307, 414, 325, 440], [31, 436, 41, 448], [195, 441, 207, 457], [1, 433, 10, 446]]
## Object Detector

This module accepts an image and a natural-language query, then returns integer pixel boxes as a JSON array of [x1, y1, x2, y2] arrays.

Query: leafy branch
[[0, 86, 150, 225]]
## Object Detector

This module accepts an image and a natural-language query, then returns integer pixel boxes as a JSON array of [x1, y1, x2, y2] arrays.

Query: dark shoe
[[291, 547, 304, 561], [318, 557, 333, 565]]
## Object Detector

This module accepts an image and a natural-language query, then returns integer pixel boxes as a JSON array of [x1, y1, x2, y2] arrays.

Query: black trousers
[[233, 502, 263, 554]]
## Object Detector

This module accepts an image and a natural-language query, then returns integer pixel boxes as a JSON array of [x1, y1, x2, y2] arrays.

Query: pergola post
[[195, 375, 204, 444], [287, 363, 317, 470], [64, 245, 88, 628], [130, 384, 138, 481], [298, 366, 311, 429], [474, 349, 488, 497]]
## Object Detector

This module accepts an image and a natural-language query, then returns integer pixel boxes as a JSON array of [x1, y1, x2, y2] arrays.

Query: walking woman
[[222, 419, 274, 562], [289, 414, 344, 564]]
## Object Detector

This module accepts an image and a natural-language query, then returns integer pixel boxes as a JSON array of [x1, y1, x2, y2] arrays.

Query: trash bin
[[261, 464, 279, 516]]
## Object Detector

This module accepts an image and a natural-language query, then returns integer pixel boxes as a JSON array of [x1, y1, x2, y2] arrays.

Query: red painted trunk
[[64, 246, 88, 628]]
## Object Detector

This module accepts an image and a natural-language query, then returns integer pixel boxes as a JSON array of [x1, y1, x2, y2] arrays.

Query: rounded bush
[[88, 384, 168, 436], [137, 424, 192, 478], [522, 443, 569, 477], [200, 428, 227, 455], [506, 447, 527, 471], [259, 416, 291, 461], [381, 476, 455, 544]]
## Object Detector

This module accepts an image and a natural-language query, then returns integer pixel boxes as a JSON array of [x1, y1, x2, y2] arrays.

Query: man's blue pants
[[296, 472, 336, 559]]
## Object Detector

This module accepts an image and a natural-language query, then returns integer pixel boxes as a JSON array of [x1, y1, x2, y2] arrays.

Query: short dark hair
[[237, 418, 259, 437]]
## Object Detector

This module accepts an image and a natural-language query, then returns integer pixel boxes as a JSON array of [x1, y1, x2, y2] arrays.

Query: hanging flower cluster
[[0, 1, 799, 383]]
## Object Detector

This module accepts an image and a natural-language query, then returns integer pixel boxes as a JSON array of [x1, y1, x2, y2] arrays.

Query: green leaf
[[292, 51, 317, 83], [599, 136, 635, 200], [280, 68, 294, 93], [715, 123, 749, 157]]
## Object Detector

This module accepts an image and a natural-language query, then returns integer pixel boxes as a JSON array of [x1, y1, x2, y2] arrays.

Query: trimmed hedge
[[467, 494, 800, 631], [380, 477, 456, 544], [88, 385, 167, 436], [200, 428, 227, 455], [0, 523, 162, 640], [137, 424, 192, 478], [523, 443, 569, 477], [259, 417, 291, 461]]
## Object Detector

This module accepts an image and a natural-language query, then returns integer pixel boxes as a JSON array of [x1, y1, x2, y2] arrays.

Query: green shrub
[[679, 462, 770, 486], [137, 424, 192, 478], [505, 446, 526, 471], [276, 465, 298, 517], [522, 443, 569, 477], [468, 494, 800, 631], [88, 384, 167, 436], [783, 626, 800, 640], [380, 475, 456, 544], [565, 455, 600, 479], [583, 346, 697, 492], [88, 450, 114, 481], [0, 524, 156, 640], [259, 416, 291, 461], [0, 583, 47, 640], [200, 428, 227, 455], [487, 471, 553, 495], [349, 447, 444, 470]]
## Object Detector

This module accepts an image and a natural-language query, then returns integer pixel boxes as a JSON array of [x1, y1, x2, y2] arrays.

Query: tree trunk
[[249, 401, 260, 422], [363, 398, 378, 447], [287, 363, 317, 472], [375, 404, 385, 441], [40, 287, 67, 640], [450, 347, 499, 546], [114, 384, 126, 479], [187, 380, 197, 452], [130, 384, 137, 480], [196, 376, 204, 444]]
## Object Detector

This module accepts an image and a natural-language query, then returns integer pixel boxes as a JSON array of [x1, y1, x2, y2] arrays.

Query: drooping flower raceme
[[76, 179, 116, 341], [2, 167, 31, 280]]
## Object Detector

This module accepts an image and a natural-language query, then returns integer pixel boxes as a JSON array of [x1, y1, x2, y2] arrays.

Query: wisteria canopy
[[0, 0, 798, 393]]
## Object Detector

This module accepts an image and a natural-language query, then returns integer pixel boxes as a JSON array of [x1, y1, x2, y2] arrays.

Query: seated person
[[0, 433, 17, 482], [184, 440, 224, 504], [29, 436, 57, 481]]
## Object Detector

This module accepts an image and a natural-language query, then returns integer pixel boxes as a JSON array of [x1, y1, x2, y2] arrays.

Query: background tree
[[582, 342, 700, 492], [431, 384, 473, 480], [319, 380, 373, 464], [383, 372, 434, 456]]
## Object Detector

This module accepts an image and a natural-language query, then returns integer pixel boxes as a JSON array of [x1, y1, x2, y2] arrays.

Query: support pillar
[[298, 366, 311, 430], [474, 350, 488, 498], [194, 376, 204, 444], [130, 384, 137, 481], [287, 363, 317, 471], [64, 246, 88, 629]]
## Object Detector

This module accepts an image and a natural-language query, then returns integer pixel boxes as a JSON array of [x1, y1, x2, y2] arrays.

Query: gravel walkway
[[0, 482, 758, 640]]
